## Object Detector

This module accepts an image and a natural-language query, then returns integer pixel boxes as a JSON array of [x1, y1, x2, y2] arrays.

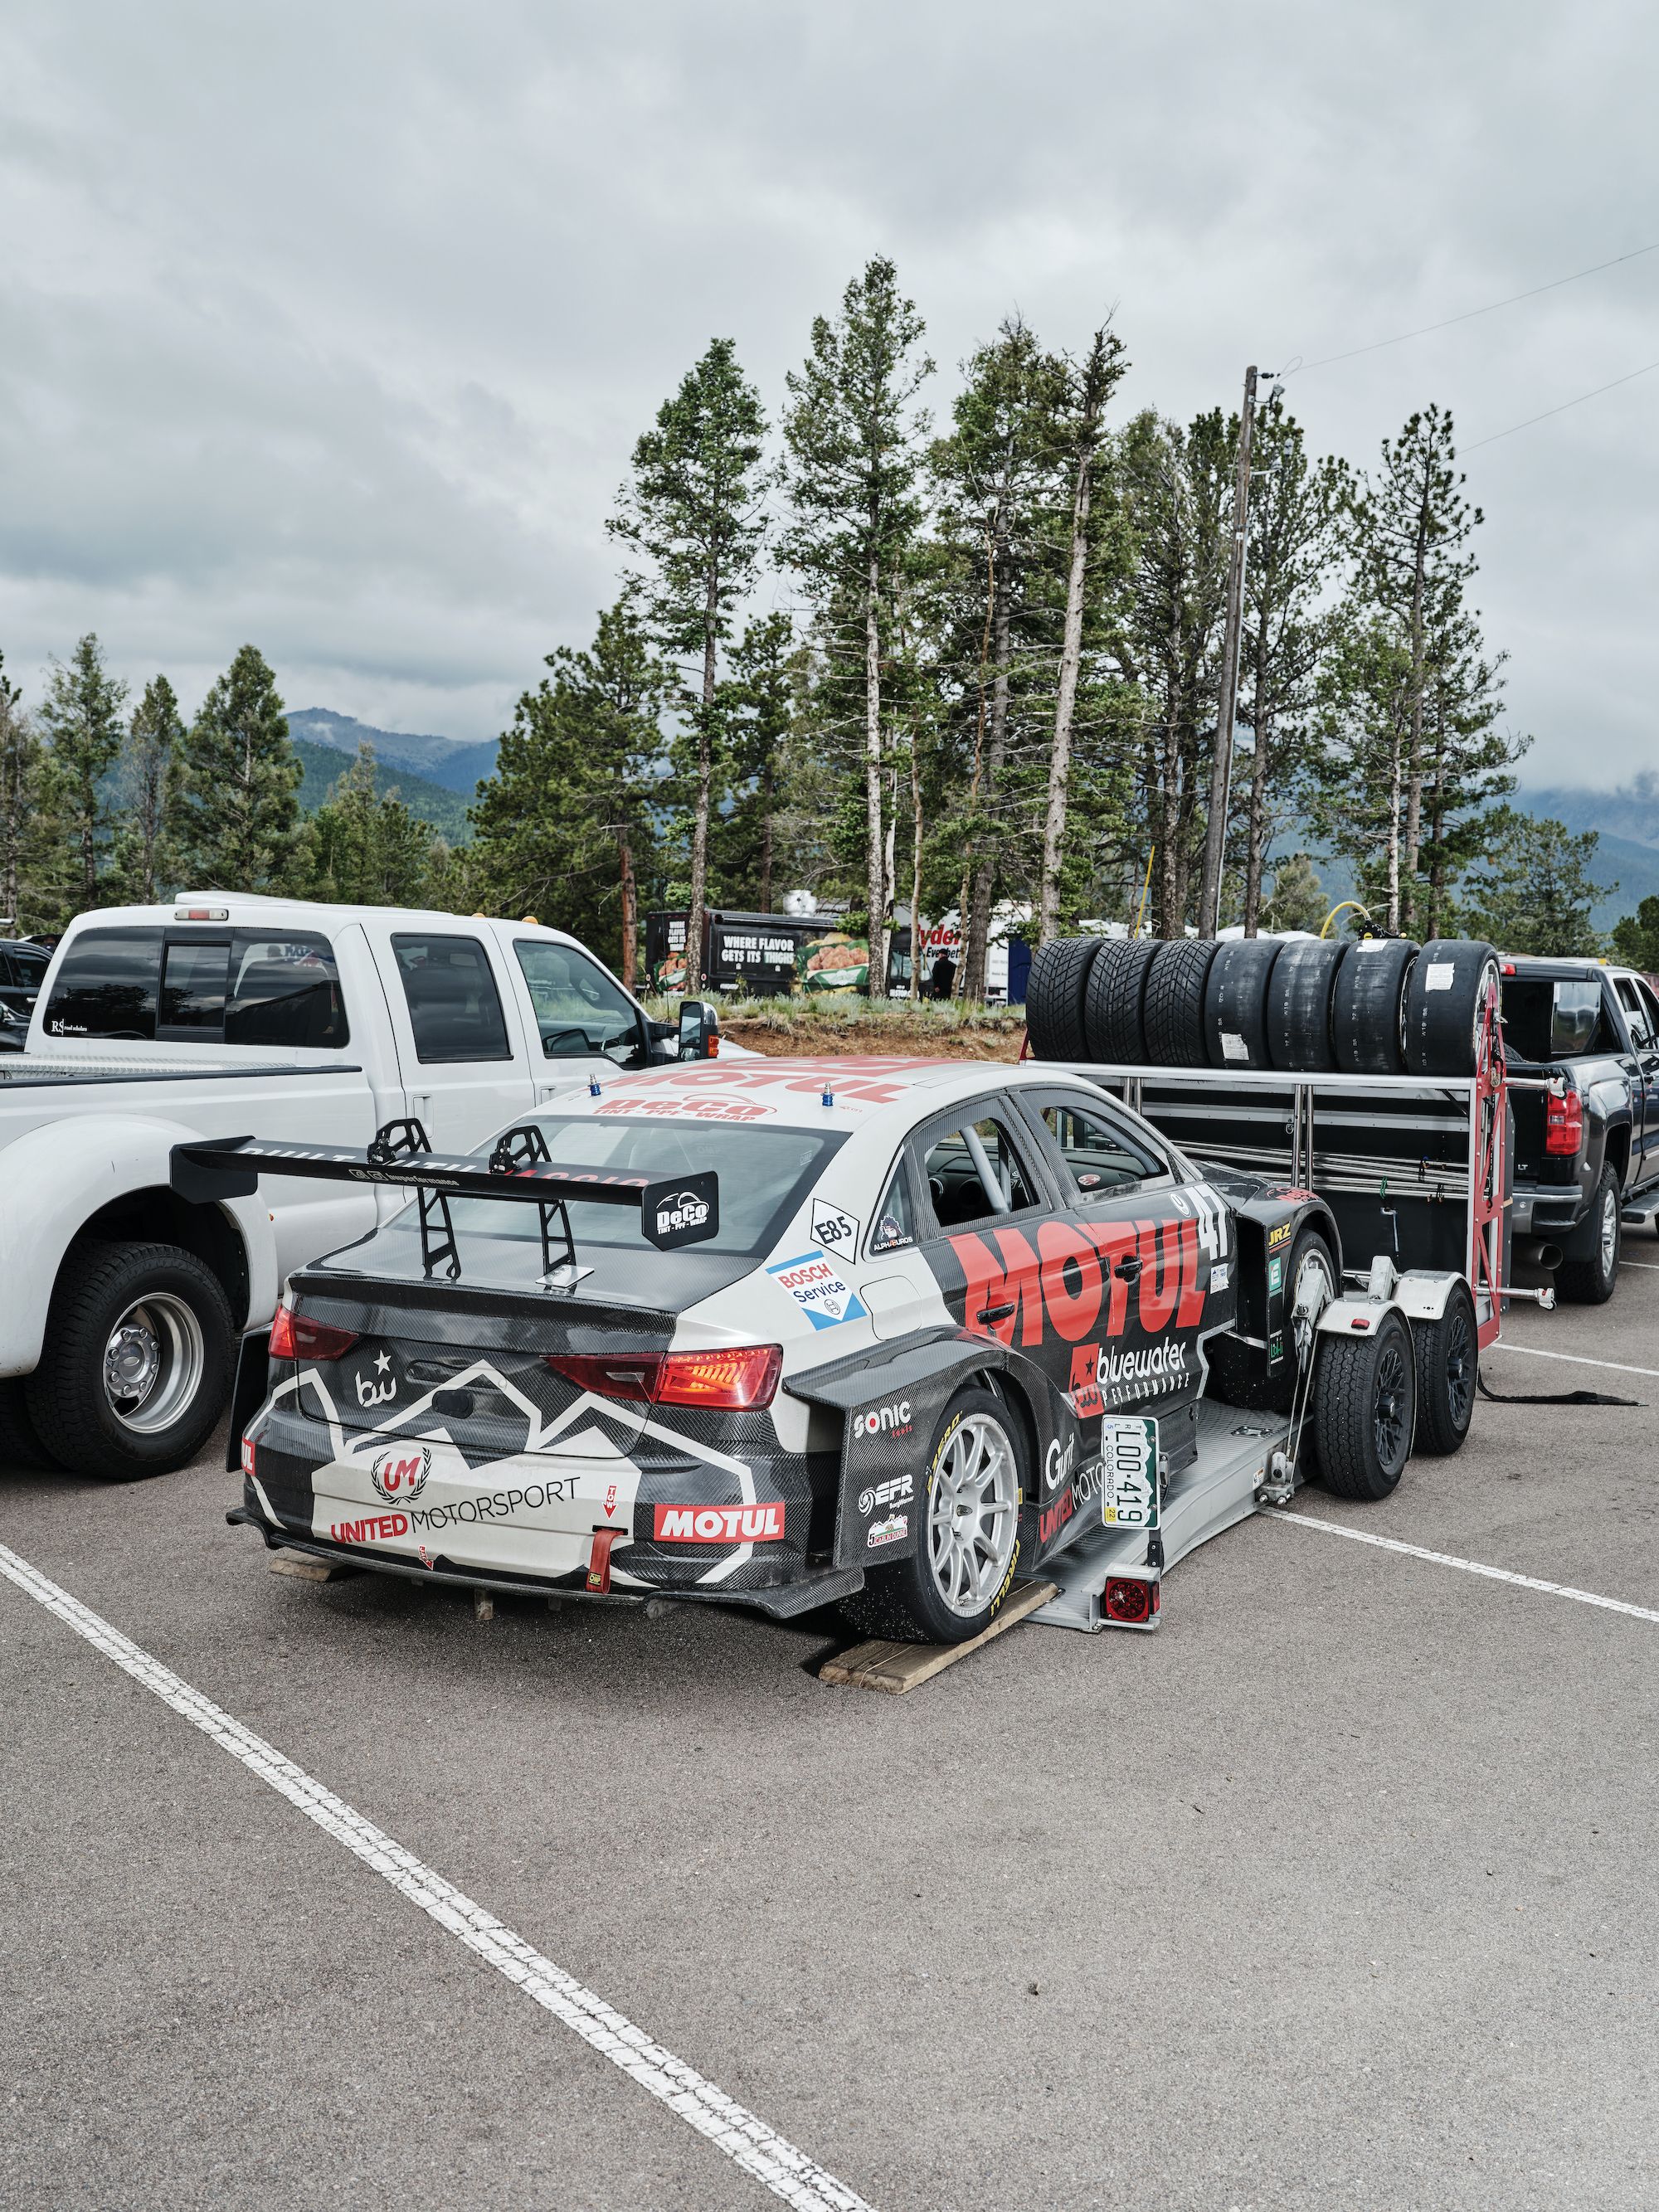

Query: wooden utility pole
[[1198, 363, 1258, 936]]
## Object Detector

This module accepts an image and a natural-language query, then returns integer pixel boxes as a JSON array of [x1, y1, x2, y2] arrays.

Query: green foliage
[[1260, 851, 1326, 934], [1459, 813, 1608, 955], [469, 593, 669, 977], [38, 633, 129, 910], [1610, 895, 1659, 973], [176, 645, 301, 892], [294, 744, 440, 906], [110, 674, 186, 906], [0, 653, 61, 934]]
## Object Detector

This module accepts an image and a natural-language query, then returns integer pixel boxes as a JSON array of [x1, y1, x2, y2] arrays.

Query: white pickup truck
[[0, 894, 720, 1481]]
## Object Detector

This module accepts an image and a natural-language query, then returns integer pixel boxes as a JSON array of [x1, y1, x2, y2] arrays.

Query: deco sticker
[[642, 1171, 720, 1250]]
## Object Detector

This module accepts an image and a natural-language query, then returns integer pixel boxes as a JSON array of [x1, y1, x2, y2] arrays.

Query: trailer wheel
[[1266, 940, 1345, 1071], [1404, 939, 1501, 1077], [1143, 940, 1219, 1067], [1204, 938, 1282, 1068], [1412, 1281, 1477, 1455], [1083, 938, 1160, 1062], [1207, 1225, 1335, 1412], [1331, 939, 1418, 1075], [1311, 1308, 1417, 1501], [838, 1388, 1024, 1646], [0, 1379, 61, 1470], [1556, 1165, 1622, 1305], [25, 1241, 233, 1481], [1025, 937, 1101, 1061]]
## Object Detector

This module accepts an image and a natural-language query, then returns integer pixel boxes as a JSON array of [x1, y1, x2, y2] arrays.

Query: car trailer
[[1023, 1032, 1547, 1633]]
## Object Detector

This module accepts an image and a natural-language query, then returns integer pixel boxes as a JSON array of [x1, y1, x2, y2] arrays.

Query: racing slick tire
[[1411, 1279, 1477, 1456], [1143, 939, 1220, 1067], [1204, 937, 1282, 1069], [1205, 1224, 1336, 1413], [1311, 1306, 1416, 1501], [1265, 939, 1345, 1071], [837, 1387, 1024, 1646], [1026, 937, 1101, 1061], [1331, 938, 1418, 1076], [1555, 1164, 1622, 1305], [1404, 939, 1501, 1077], [25, 1240, 234, 1481], [1082, 937, 1161, 1062], [0, 1378, 61, 1470]]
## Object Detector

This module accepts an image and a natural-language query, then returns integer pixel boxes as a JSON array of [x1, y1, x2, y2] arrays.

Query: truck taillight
[[547, 1345, 782, 1409], [269, 1298, 359, 1362], [1545, 1091, 1584, 1155]]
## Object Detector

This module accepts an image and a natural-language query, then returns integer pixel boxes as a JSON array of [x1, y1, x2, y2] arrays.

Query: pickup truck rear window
[[1501, 977, 1611, 1062], [392, 934, 512, 1063], [42, 930, 163, 1040]]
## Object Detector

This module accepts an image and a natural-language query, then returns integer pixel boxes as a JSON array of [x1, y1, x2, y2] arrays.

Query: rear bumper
[[227, 1503, 863, 1618], [1510, 1184, 1587, 1238]]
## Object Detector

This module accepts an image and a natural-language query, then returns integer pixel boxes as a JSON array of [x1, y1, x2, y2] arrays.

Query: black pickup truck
[[1500, 957, 1659, 1301]]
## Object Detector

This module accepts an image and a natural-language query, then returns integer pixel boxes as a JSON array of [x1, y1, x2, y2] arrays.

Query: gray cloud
[[1, 0, 1655, 776]]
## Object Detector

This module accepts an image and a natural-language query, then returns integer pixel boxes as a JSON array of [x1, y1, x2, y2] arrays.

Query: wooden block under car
[[267, 1548, 360, 1584], [819, 1581, 1058, 1694]]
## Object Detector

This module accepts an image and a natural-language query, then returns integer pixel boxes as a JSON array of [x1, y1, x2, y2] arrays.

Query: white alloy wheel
[[927, 1410, 1019, 1618]]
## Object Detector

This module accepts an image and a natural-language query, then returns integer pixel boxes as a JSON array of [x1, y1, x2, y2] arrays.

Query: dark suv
[[1500, 957, 1659, 1301], [0, 937, 51, 1052]]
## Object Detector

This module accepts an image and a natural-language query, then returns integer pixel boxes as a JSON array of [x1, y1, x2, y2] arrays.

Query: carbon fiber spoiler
[[170, 1119, 719, 1274]]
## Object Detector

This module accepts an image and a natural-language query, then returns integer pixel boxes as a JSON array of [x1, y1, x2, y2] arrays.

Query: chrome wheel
[[1290, 1243, 1335, 1369], [103, 1294, 205, 1434], [1600, 1186, 1618, 1276], [927, 1412, 1019, 1618]]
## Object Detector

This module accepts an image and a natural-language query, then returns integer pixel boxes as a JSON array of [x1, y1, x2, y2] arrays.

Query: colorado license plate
[[1101, 1416, 1159, 1529]]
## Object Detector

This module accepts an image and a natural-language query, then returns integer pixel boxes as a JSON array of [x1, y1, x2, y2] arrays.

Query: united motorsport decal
[[766, 1247, 868, 1330]]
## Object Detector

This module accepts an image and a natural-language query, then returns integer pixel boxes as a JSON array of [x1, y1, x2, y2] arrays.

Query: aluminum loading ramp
[[1034, 1398, 1292, 1632]]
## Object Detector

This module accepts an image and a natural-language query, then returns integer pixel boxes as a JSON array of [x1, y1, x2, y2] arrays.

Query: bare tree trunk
[[864, 555, 886, 999], [965, 558, 1011, 994], [956, 530, 995, 997], [1243, 607, 1272, 936], [1199, 365, 1258, 934], [1403, 497, 1428, 936], [684, 570, 720, 997], [1039, 439, 1093, 949], [908, 735, 925, 1001], [1386, 717, 1402, 933], [618, 834, 638, 989]]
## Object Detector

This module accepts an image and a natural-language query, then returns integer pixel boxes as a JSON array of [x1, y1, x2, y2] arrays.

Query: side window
[[513, 940, 645, 1067], [160, 938, 231, 1033], [1634, 980, 1659, 1052], [870, 1159, 918, 1253], [41, 930, 162, 1040], [11, 946, 49, 993], [226, 932, 349, 1049], [392, 933, 511, 1064], [922, 1116, 1041, 1231], [1616, 979, 1655, 1052], [1039, 1098, 1165, 1196]]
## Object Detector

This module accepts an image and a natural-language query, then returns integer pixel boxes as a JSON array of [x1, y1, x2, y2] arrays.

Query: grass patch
[[639, 994, 1028, 1062]]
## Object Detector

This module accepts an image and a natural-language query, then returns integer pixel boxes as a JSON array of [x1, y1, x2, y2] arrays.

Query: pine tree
[[609, 339, 769, 994], [782, 258, 932, 994], [113, 674, 187, 904], [38, 633, 129, 913], [1459, 814, 1608, 955], [176, 646, 301, 891], [470, 596, 668, 980], [711, 612, 797, 912], [0, 653, 58, 935], [1612, 896, 1659, 973], [1310, 615, 1418, 929], [296, 745, 436, 906], [1259, 851, 1326, 934]]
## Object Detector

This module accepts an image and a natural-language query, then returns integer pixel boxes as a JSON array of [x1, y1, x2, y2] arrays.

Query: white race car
[[179, 1054, 1473, 1643]]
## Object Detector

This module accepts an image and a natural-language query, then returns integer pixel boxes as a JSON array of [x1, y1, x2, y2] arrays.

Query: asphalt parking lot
[[4, 1257, 1658, 2212]]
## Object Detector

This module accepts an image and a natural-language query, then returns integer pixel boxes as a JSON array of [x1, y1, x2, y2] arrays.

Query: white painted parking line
[[1491, 1343, 1659, 1381], [1269, 1512, 1659, 1625], [0, 1541, 874, 2212], [1621, 1260, 1659, 1271]]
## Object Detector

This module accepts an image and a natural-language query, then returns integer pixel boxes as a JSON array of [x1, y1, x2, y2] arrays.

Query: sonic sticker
[[766, 1247, 868, 1330]]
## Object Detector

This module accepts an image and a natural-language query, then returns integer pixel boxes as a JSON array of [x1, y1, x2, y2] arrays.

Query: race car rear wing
[[171, 1118, 720, 1281]]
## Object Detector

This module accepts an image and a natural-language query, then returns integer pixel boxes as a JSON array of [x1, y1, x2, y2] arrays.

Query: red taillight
[[269, 1299, 358, 1362], [1104, 1575, 1159, 1626], [546, 1344, 782, 1410], [1545, 1091, 1584, 1155]]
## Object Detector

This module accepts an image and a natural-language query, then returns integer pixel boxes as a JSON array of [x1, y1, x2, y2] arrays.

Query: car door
[[368, 925, 536, 1153], [1616, 976, 1659, 1189], [1009, 1085, 1219, 1429], [503, 935, 653, 1108]]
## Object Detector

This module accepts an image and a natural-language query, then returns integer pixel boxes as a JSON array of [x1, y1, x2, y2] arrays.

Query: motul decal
[[654, 1502, 786, 1544], [951, 1215, 1207, 1349]]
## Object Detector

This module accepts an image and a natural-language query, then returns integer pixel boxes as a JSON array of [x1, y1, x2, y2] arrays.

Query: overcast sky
[[2, 0, 1655, 785]]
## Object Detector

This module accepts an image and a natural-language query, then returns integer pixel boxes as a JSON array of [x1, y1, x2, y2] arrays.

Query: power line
[[1464, 356, 1659, 451], [1283, 239, 1659, 376]]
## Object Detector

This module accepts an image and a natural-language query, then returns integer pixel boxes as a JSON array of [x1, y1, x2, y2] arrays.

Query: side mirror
[[677, 999, 720, 1061]]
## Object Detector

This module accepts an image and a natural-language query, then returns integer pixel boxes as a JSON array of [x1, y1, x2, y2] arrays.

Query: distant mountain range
[[286, 708, 499, 797], [289, 737, 472, 843]]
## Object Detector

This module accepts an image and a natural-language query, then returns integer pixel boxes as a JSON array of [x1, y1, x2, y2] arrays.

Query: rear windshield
[[41, 927, 348, 1048], [1501, 976, 1612, 1062], [440, 1115, 843, 1261]]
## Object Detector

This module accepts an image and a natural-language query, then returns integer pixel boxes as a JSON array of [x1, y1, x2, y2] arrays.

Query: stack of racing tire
[[1025, 931, 1501, 1081]]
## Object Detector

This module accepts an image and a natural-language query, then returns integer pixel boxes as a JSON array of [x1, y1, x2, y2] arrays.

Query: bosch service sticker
[[766, 1247, 868, 1331]]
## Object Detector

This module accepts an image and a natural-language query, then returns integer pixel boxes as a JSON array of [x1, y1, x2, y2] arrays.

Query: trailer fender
[[0, 1112, 277, 1378]]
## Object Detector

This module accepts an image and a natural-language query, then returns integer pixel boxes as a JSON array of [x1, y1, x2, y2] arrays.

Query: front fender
[[0, 1112, 276, 1378]]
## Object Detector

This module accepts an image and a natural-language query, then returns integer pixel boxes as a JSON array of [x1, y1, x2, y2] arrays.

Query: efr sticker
[[766, 1247, 868, 1331], [1424, 960, 1456, 992], [810, 1197, 860, 1262]]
